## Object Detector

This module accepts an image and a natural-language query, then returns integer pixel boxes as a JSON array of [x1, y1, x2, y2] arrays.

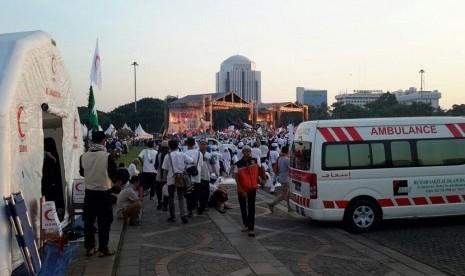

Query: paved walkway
[[67, 179, 447, 276]]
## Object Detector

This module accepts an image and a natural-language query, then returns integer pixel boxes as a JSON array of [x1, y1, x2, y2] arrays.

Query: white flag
[[90, 39, 102, 90]]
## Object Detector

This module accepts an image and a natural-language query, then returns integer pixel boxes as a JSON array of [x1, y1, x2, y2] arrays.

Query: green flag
[[88, 86, 99, 132]]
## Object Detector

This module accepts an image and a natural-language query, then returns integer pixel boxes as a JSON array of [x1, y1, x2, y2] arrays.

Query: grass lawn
[[115, 146, 145, 171]]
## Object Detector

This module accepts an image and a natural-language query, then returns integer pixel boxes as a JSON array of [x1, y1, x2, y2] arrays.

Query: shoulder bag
[[168, 152, 186, 189]]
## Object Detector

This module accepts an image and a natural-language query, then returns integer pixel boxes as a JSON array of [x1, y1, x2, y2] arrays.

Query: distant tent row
[[81, 123, 152, 140]]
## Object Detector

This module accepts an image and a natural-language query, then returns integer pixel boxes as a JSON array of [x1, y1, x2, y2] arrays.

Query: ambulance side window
[[391, 141, 412, 167], [324, 144, 349, 168], [417, 138, 465, 166], [371, 143, 387, 167], [349, 144, 370, 167]]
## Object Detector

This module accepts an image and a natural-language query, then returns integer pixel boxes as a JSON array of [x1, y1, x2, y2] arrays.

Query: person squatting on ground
[[268, 145, 291, 213], [138, 140, 157, 200], [79, 131, 117, 257], [198, 140, 217, 215], [208, 175, 230, 214], [184, 137, 203, 217], [154, 140, 169, 211], [234, 145, 261, 237], [162, 139, 193, 223], [117, 175, 143, 226]]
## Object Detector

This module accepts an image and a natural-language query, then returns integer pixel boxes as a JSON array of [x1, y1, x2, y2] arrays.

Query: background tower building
[[216, 55, 261, 103], [296, 87, 328, 107]]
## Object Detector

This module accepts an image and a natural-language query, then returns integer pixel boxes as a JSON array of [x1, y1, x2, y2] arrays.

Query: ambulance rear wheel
[[344, 199, 380, 233]]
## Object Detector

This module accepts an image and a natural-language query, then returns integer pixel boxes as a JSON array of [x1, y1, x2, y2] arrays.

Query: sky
[[2, 0, 465, 112]]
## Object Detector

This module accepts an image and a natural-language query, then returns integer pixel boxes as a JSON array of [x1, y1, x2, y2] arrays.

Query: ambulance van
[[289, 117, 465, 232]]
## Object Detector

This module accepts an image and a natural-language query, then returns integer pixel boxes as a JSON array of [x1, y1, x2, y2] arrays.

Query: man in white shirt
[[116, 175, 143, 226], [251, 141, 262, 161], [268, 143, 280, 194], [198, 140, 217, 215], [138, 140, 158, 200], [162, 139, 193, 223], [184, 137, 203, 217], [259, 139, 269, 164], [220, 144, 231, 177]]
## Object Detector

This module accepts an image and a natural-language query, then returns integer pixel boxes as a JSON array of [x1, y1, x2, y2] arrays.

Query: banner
[[90, 39, 102, 90], [41, 201, 62, 235]]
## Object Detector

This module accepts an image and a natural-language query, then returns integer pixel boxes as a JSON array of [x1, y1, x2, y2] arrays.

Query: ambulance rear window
[[290, 141, 311, 170]]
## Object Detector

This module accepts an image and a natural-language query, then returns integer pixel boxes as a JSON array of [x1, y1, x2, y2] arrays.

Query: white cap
[[238, 142, 244, 148], [271, 143, 278, 147]]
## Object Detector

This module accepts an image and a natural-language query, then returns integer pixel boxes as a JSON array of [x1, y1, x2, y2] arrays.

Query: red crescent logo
[[17, 105, 26, 140], [94, 55, 100, 68], [44, 209, 54, 221], [74, 118, 78, 139], [75, 182, 83, 192]]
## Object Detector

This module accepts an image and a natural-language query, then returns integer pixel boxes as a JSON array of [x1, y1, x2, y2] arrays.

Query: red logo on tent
[[17, 105, 26, 140], [44, 209, 55, 221], [75, 182, 84, 192]]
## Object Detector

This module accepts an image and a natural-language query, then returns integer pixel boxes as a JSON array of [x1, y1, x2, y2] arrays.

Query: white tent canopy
[[0, 30, 84, 274], [122, 123, 132, 131], [134, 124, 152, 140], [104, 123, 116, 136]]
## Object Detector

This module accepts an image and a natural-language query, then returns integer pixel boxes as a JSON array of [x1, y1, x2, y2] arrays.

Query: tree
[[310, 103, 330, 120], [446, 104, 465, 116], [365, 92, 399, 117], [331, 102, 367, 119]]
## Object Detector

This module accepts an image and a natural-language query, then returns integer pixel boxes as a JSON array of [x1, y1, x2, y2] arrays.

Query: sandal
[[86, 248, 97, 257], [98, 250, 116, 257]]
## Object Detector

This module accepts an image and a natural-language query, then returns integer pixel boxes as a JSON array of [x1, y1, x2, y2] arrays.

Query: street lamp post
[[131, 62, 138, 130], [419, 69, 424, 92]]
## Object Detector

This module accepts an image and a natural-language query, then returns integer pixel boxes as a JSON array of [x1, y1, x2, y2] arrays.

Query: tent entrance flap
[[42, 111, 66, 220]]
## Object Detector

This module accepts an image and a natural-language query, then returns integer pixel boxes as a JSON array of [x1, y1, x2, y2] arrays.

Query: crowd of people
[[79, 129, 292, 256]]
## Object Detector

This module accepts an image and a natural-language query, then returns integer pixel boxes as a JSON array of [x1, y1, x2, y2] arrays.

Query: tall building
[[216, 55, 261, 103], [296, 87, 327, 107]]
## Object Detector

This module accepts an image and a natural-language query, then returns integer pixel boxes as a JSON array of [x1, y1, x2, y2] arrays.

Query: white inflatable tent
[[0, 31, 84, 274]]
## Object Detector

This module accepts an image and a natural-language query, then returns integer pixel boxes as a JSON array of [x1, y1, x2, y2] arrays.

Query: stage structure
[[167, 92, 309, 134], [257, 102, 309, 126], [167, 92, 250, 134]]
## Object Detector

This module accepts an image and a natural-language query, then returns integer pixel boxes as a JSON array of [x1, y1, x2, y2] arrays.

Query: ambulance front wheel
[[344, 199, 380, 233]]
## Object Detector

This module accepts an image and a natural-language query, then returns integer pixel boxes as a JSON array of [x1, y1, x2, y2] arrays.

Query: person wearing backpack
[[268, 145, 291, 213], [161, 139, 193, 223]]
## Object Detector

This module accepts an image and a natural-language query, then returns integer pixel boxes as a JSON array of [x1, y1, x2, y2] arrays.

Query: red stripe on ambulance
[[430, 196, 445, 204], [318, 127, 363, 142], [332, 127, 349, 141], [446, 195, 461, 203], [318, 128, 336, 142], [290, 193, 310, 208], [345, 127, 363, 141], [458, 123, 465, 134], [395, 198, 411, 206], [321, 195, 465, 209], [446, 124, 463, 138], [412, 197, 428, 205]]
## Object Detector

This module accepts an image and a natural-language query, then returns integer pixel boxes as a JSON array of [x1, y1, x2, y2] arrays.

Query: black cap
[[92, 131, 106, 143]]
